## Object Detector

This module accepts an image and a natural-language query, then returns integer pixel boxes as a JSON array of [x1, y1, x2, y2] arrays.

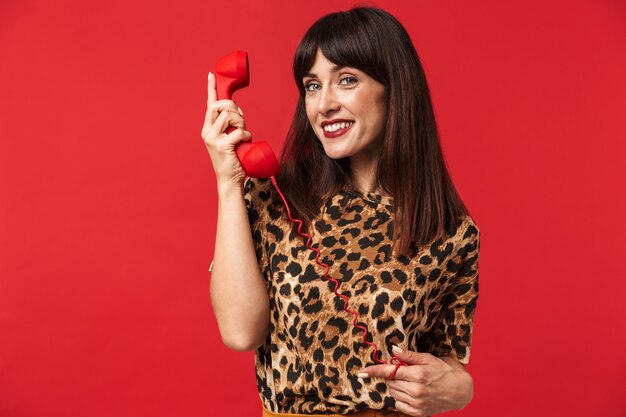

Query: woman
[[203, 7, 480, 417]]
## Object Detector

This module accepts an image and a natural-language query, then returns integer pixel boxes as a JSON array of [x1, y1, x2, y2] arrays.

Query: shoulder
[[461, 215, 479, 238], [443, 214, 480, 262], [448, 215, 480, 276], [451, 215, 479, 242], [243, 177, 275, 206], [243, 177, 273, 195], [243, 178, 287, 229]]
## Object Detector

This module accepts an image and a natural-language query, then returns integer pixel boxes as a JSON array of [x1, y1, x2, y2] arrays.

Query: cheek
[[352, 91, 385, 128], [362, 102, 386, 136], [304, 96, 315, 113], [370, 95, 387, 133], [363, 110, 385, 144], [304, 104, 317, 127]]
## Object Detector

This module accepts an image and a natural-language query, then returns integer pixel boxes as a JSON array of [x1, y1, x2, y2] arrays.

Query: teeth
[[323, 121, 354, 132]]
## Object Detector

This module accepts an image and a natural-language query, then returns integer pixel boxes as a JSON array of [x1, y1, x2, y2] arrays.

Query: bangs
[[293, 10, 388, 92]]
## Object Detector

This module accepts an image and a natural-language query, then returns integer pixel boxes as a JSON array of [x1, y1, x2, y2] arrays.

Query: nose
[[317, 85, 340, 115]]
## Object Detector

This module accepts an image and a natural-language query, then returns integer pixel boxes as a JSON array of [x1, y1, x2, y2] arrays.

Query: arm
[[202, 71, 270, 353], [433, 218, 479, 410], [429, 219, 480, 372], [209, 181, 270, 352]]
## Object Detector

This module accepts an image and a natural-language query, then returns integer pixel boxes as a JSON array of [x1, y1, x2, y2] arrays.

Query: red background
[[1, 0, 625, 416]]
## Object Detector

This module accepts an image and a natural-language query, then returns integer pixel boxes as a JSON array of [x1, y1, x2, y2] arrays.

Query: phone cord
[[270, 176, 407, 380]]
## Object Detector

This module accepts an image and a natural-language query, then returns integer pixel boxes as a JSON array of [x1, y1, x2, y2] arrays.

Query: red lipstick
[[321, 119, 354, 138]]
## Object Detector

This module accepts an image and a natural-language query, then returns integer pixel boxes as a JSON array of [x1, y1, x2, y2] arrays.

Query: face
[[302, 49, 386, 166]]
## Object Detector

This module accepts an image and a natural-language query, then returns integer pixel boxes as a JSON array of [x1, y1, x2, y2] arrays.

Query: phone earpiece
[[215, 50, 249, 102], [214, 51, 280, 179]]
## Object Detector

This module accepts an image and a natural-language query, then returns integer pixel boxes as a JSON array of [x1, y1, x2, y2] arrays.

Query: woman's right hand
[[201, 72, 252, 188]]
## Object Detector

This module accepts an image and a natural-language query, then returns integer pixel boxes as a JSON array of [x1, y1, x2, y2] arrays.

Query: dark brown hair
[[276, 6, 471, 257]]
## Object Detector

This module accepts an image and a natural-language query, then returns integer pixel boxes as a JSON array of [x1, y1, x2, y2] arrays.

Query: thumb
[[391, 345, 434, 365]]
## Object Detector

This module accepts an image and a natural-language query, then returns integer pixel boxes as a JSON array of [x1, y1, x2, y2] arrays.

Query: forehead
[[311, 49, 334, 68], [304, 49, 347, 78]]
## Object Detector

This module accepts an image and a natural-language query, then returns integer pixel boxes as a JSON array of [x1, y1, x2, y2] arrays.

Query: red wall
[[1, 0, 625, 416]]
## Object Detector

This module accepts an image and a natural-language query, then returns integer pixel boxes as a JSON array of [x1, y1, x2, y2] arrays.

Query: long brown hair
[[275, 7, 471, 257]]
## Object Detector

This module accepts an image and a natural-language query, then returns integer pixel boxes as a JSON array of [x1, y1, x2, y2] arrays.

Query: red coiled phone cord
[[270, 176, 407, 380]]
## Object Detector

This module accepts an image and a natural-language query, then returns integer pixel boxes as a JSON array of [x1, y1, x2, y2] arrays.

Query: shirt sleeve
[[243, 177, 272, 293], [428, 219, 480, 365]]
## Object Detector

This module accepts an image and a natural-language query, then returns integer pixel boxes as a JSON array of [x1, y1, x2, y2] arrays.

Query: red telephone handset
[[214, 51, 280, 179]]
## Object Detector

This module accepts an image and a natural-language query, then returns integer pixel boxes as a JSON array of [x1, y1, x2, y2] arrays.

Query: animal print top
[[243, 177, 480, 415]]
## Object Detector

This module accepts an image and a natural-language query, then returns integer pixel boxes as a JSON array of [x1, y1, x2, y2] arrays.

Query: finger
[[210, 109, 246, 137], [203, 107, 243, 140], [358, 364, 408, 380], [202, 75, 220, 134], [207, 111, 251, 145], [225, 127, 253, 145], [386, 378, 420, 396], [205, 109, 231, 139], [207, 99, 243, 126], [393, 400, 420, 416], [210, 99, 241, 114], [357, 365, 400, 378], [212, 127, 252, 152], [387, 386, 416, 406], [391, 346, 435, 366], [207, 72, 217, 104]]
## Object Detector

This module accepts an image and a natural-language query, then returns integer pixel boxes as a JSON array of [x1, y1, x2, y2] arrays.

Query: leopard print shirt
[[243, 177, 480, 415]]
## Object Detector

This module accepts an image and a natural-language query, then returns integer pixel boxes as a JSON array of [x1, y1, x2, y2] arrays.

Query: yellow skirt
[[261, 404, 412, 417]]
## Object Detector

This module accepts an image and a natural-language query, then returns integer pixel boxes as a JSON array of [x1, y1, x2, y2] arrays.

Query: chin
[[321, 146, 352, 160]]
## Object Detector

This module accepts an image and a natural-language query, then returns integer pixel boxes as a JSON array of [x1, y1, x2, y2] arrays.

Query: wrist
[[456, 371, 473, 410], [216, 179, 245, 197]]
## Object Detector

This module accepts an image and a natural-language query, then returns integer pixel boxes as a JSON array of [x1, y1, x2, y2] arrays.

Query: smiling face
[[302, 49, 387, 169]]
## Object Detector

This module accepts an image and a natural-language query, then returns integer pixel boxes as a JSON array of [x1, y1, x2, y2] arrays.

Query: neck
[[349, 155, 384, 195]]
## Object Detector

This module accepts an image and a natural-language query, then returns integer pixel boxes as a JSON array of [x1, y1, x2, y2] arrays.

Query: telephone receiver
[[214, 50, 281, 179]]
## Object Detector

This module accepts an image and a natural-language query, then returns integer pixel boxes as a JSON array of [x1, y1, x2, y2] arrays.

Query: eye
[[304, 81, 321, 93], [339, 76, 358, 86]]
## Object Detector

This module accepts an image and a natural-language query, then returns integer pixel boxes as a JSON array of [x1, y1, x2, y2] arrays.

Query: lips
[[321, 118, 353, 127], [323, 124, 353, 138], [321, 119, 355, 139]]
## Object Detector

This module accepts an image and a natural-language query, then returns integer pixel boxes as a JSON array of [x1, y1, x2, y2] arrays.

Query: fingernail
[[357, 372, 368, 378], [392, 345, 403, 353], [208, 72, 213, 80], [237, 106, 244, 116]]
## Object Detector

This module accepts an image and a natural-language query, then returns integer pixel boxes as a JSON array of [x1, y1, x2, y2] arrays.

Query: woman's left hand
[[357, 346, 473, 417]]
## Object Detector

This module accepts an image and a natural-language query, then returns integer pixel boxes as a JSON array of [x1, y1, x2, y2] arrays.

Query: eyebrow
[[303, 64, 346, 79]]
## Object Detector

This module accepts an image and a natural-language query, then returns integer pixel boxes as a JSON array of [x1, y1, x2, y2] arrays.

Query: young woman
[[203, 7, 480, 417]]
